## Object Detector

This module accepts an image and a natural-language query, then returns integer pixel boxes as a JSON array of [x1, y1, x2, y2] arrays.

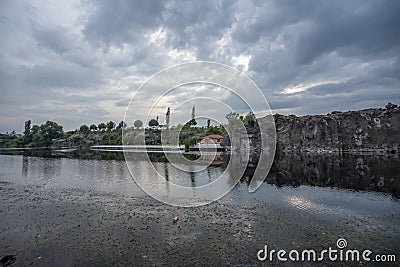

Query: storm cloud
[[0, 0, 399, 132]]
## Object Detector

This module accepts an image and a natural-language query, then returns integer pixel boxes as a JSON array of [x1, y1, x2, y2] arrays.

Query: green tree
[[188, 119, 197, 127], [148, 119, 159, 128], [106, 121, 115, 131], [226, 112, 240, 123], [134, 119, 143, 129], [31, 125, 40, 135], [39, 121, 63, 146], [24, 120, 32, 144], [190, 105, 197, 127], [89, 124, 98, 131], [116, 121, 127, 130], [165, 107, 171, 129], [80, 124, 89, 132], [204, 125, 222, 136], [182, 137, 197, 150], [244, 112, 257, 127], [98, 123, 106, 132], [183, 121, 191, 130]]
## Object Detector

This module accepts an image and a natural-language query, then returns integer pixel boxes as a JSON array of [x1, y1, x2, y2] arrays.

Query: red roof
[[201, 134, 224, 139]]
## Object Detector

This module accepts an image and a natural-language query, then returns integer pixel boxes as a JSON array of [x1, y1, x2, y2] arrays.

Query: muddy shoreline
[[1, 181, 399, 266]]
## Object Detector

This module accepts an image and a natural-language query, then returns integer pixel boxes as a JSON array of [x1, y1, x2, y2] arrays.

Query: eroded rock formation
[[274, 103, 399, 153]]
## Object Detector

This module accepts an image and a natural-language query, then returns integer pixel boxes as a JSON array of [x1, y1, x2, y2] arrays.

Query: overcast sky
[[1, 0, 399, 132]]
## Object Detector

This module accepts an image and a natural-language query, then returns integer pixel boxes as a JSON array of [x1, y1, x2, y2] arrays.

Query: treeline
[[11, 119, 128, 148], [7, 118, 225, 148], [78, 121, 127, 133], [4, 111, 258, 148]]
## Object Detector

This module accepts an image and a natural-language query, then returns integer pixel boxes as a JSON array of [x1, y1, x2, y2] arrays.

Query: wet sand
[[1, 181, 399, 266]]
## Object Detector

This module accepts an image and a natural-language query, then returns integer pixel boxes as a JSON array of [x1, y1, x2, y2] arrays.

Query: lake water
[[0, 150, 399, 266]]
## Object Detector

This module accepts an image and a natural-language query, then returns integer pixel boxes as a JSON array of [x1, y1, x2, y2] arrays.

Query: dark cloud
[[231, 0, 317, 44], [82, 0, 165, 46], [294, 0, 400, 64], [23, 63, 103, 89], [31, 25, 72, 55], [0, 0, 399, 132]]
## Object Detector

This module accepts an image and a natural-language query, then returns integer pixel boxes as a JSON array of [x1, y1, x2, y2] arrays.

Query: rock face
[[274, 103, 399, 153]]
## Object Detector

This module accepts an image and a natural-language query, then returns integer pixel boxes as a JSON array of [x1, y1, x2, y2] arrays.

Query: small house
[[190, 134, 224, 150], [198, 134, 224, 145]]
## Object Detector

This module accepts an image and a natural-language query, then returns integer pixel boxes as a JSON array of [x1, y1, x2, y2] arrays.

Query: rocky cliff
[[274, 103, 399, 153]]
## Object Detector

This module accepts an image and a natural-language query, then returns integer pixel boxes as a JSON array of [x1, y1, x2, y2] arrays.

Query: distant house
[[198, 134, 224, 145], [192, 134, 224, 150]]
